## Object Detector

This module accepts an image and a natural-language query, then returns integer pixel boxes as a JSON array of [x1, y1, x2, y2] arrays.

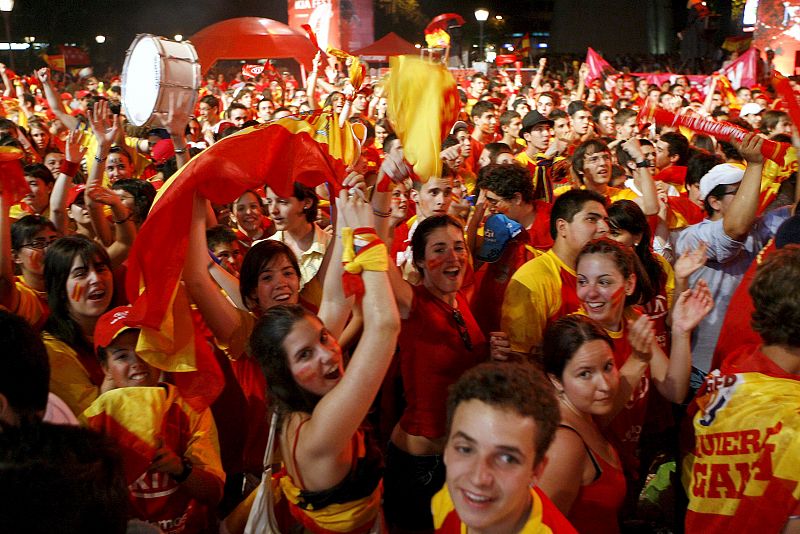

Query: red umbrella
[[424, 13, 467, 35], [188, 17, 317, 74]]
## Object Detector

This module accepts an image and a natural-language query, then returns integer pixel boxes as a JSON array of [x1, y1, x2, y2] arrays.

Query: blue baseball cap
[[477, 214, 523, 263]]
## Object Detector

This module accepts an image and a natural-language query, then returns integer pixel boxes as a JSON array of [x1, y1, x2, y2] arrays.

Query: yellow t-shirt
[[501, 249, 578, 354]]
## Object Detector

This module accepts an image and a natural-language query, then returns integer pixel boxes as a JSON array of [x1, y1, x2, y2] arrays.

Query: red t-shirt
[[398, 285, 487, 439]]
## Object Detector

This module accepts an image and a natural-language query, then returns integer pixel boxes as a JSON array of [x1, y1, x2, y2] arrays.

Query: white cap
[[699, 163, 745, 201], [740, 102, 763, 116]]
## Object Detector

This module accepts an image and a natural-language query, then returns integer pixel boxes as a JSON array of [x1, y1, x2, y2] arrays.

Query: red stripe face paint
[[70, 283, 84, 302]]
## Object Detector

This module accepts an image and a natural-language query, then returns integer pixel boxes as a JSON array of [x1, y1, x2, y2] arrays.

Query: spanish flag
[[41, 53, 66, 72], [682, 356, 800, 533], [387, 56, 459, 181], [425, 29, 450, 49], [124, 111, 363, 371]]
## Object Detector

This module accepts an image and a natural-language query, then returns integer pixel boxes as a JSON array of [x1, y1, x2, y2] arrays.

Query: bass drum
[[121, 34, 201, 127]]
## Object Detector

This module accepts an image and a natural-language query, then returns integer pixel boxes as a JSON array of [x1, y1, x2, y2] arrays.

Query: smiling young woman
[[41, 235, 116, 416]]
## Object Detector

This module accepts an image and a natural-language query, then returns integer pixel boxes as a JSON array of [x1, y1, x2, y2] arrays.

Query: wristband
[[341, 227, 388, 298], [60, 159, 80, 176], [94, 154, 107, 163], [635, 159, 650, 168], [372, 208, 391, 218], [113, 212, 133, 224], [173, 147, 187, 154]]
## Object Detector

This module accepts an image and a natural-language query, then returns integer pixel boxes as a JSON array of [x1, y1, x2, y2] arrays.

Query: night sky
[[12, 0, 689, 68]]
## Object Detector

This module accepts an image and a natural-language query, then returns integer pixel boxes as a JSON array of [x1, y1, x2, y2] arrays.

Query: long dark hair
[[577, 237, 655, 306], [542, 315, 613, 379], [43, 235, 112, 354], [250, 304, 321, 417], [239, 240, 300, 313], [607, 200, 666, 297]]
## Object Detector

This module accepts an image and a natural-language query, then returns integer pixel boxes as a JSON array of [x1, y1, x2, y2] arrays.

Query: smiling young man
[[502, 189, 609, 354], [675, 134, 791, 393], [433, 362, 576, 534]]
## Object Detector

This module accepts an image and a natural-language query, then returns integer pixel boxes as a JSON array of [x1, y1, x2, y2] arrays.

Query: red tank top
[[560, 425, 626, 534]]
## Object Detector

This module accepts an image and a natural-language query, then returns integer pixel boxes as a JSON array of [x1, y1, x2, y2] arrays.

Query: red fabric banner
[[124, 111, 362, 377]]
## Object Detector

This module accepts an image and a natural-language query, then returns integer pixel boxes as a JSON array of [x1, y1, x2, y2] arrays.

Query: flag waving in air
[[124, 111, 364, 375]]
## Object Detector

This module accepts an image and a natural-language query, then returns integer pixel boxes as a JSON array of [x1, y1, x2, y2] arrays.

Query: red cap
[[151, 138, 175, 165], [94, 306, 138, 352], [65, 184, 85, 207], [76, 90, 91, 99], [60, 92, 73, 101]]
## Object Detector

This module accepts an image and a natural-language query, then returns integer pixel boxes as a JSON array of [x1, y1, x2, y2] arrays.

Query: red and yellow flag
[[41, 53, 66, 72], [425, 29, 450, 49], [124, 111, 363, 368], [387, 55, 459, 181], [683, 362, 800, 533]]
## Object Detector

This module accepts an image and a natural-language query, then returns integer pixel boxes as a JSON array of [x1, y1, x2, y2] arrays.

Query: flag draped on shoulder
[[124, 111, 363, 371], [387, 55, 459, 181]]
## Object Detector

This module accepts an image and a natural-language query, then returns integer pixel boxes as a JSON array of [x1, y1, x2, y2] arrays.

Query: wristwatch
[[173, 458, 193, 483], [635, 159, 650, 168]]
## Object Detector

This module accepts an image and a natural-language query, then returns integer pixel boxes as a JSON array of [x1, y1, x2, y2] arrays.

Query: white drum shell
[[122, 34, 201, 127]]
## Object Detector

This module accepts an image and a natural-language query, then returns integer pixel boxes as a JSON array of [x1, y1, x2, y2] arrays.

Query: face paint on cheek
[[426, 257, 445, 270], [70, 283, 84, 302], [294, 364, 316, 383], [29, 250, 43, 271]]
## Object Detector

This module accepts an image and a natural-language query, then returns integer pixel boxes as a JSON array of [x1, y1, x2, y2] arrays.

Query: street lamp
[[0, 0, 14, 70], [474, 9, 489, 62], [95, 35, 106, 44]]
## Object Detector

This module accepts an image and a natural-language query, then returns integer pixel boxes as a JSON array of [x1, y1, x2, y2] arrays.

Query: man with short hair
[[466, 73, 489, 114], [468, 100, 498, 171], [433, 362, 576, 534], [550, 109, 571, 145], [613, 108, 639, 141], [226, 103, 248, 128], [502, 189, 609, 353], [206, 225, 243, 277], [591, 105, 615, 137], [567, 101, 593, 143], [655, 131, 690, 191], [470, 164, 553, 333], [675, 134, 791, 389], [536, 92, 558, 118], [499, 110, 522, 152], [683, 245, 800, 534]]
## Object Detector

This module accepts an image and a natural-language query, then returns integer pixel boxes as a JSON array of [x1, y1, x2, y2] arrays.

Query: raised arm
[[36, 67, 79, 131], [183, 193, 245, 346], [85, 99, 120, 246], [724, 134, 764, 240], [622, 137, 659, 216], [49, 130, 86, 234], [371, 152, 414, 317], [306, 52, 322, 111], [297, 188, 400, 461], [317, 171, 364, 338], [86, 186, 137, 269], [651, 279, 713, 402], [531, 57, 547, 94]]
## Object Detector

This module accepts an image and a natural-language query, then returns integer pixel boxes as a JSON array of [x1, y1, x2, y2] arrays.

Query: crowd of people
[[0, 44, 798, 534]]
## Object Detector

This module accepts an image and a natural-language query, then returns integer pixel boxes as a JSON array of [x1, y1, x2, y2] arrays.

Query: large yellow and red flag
[[682, 355, 800, 533], [124, 111, 363, 369], [387, 55, 459, 181]]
